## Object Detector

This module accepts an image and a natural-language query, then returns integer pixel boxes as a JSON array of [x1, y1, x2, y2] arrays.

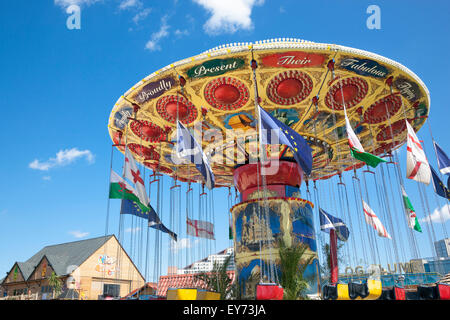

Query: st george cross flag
[[401, 186, 422, 232], [362, 200, 391, 239], [406, 120, 431, 185], [430, 166, 450, 200], [433, 141, 450, 175], [109, 170, 150, 213], [319, 208, 350, 241], [258, 105, 313, 175], [186, 217, 215, 240], [344, 108, 386, 168], [124, 147, 150, 206], [176, 121, 215, 189]]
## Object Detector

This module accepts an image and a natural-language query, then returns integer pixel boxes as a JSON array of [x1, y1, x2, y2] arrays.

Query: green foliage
[[278, 239, 314, 300], [194, 255, 234, 300], [48, 272, 62, 298]]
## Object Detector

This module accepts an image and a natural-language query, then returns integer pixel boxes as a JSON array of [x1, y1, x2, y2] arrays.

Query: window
[[103, 284, 120, 297]]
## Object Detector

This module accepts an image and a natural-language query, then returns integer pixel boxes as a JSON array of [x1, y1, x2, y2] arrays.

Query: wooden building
[[1, 235, 144, 300]]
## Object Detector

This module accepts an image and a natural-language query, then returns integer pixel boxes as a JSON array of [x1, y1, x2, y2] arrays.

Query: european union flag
[[258, 105, 313, 175], [433, 141, 450, 175], [430, 166, 450, 200], [121, 199, 178, 241], [319, 208, 350, 241]]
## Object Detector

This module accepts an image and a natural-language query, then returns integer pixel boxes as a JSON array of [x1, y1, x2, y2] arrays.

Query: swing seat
[[348, 282, 369, 300], [358, 279, 382, 300], [196, 290, 221, 300], [437, 283, 450, 300], [322, 284, 338, 300], [256, 283, 284, 300], [418, 285, 439, 300], [336, 283, 351, 300], [166, 288, 198, 300], [394, 286, 406, 300]]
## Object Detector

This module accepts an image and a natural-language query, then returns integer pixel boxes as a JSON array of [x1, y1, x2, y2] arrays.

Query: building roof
[[4, 235, 114, 282], [157, 271, 235, 296]]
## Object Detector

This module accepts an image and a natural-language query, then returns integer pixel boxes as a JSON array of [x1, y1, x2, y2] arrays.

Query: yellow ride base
[[363, 279, 382, 300], [197, 291, 221, 300], [166, 288, 198, 300]]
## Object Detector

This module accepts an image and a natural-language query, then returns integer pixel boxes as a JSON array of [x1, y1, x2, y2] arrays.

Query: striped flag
[[406, 121, 431, 185], [186, 217, 215, 240], [362, 201, 391, 239]]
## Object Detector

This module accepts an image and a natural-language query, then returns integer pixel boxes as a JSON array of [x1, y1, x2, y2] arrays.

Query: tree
[[48, 272, 62, 299], [320, 241, 345, 283], [194, 255, 234, 300], [278, 238, 314, 300]]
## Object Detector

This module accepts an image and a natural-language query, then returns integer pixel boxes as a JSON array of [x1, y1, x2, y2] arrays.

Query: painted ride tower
[[231, 160, 320, 297]]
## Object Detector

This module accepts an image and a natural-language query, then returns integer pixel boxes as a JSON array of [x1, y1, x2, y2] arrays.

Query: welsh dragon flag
[[362, 200, 391, 239], [344, 108, 386, 168], [109, 170, 149, 212], [401, 186, 422, 232]]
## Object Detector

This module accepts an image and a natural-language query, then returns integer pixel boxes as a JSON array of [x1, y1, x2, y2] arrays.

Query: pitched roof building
[[1, 235, 144, 300]]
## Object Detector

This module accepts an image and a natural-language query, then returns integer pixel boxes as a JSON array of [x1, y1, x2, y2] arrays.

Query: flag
[[406, 120, 431, 184], [430, 166, 450, 200], [186, 217, 215, 240], [176, 121, 215, 189], [124, 147, 150, 206], [109, 170, 149, 213], [319, 208, 350, 241], [401, 186, 422, 232], [433, 141, 450, 175], [258, 105, 313, 175], [120, 199, 149, 220], [362, 201, 391, 239], [344, 108, 386, 168]]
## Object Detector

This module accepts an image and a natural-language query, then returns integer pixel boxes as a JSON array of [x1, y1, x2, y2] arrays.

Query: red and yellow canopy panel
[[108, 39, 430, 186]]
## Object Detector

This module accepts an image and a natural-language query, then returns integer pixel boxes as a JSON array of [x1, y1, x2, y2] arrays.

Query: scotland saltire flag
[[258, 105, 313, 175], [319, 208, 350, 241], [121, 199, 178, 241], [433, 141, 450, 175], [176, 120, 215, 189], [430, 166, 450, 200]]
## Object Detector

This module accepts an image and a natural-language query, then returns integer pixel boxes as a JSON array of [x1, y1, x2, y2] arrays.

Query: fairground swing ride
[[106, 39, 450, 300]]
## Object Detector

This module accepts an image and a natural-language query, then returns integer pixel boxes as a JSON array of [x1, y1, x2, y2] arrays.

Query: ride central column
[[230, 160, 320, 298]]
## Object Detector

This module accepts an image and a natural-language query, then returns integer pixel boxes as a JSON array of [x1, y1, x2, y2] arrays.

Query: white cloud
[[145, 15, 170, 51], [29, 148, 95, 171], [132, 8, 151, 24], [170, 238, 199, 251], [192, 0, 264, 35], [69, 230, 90, 238], [54, 0, 102, 9], [174, 29, 189, 37], [125, 227, 142, 233], [42, 176, 52, 181], [119, 0, 142, 10], [420, 203, 450, 224]]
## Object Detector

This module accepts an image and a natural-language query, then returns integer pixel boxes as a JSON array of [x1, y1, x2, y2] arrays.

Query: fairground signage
[[262, 51, 327, 68], [187, 58, 245, 79], [339, 57, 389, 78], [135, 77, 175, 103], [344, 262, 413, 276], [394, 77, 422, 102]]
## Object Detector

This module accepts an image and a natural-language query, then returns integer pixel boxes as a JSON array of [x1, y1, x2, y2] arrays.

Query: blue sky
[[0, 0, 449, 281]]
